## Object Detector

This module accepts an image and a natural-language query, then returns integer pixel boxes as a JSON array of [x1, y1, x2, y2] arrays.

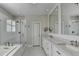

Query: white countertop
[[42, 33, 79, 56], [49, 33, 79, 42], [51, 38, 79, 56]]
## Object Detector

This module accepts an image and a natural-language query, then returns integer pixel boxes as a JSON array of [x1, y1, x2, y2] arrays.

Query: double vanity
[[44, 3, 79, 56], [42, 33, 79, 56]]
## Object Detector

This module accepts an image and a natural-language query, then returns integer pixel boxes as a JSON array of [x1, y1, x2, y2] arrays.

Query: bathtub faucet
[[4, 42, 13, 46], [4, 42, 10, 46], [7, 42, 10, 46]]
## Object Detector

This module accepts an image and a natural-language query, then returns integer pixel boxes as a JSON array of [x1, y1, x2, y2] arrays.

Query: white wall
[[0, 7, 17, 44], [0, 7, 48, 45], [16, 15, 48, 45], [0, 6, 49, 45], [61, 3, 79, 35]]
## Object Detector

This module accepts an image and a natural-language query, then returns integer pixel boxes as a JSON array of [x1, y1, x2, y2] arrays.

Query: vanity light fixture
[[49, 26, 53, 32], [44, 27, 48, 32]]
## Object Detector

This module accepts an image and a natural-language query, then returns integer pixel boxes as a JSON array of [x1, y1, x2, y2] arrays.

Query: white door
[[32, 23, 40, 46]]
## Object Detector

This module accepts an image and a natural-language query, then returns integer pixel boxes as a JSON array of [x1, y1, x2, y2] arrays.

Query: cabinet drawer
[[52, 45, 65, 56]]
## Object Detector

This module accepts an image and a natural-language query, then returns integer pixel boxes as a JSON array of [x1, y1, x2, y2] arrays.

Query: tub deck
[[0, 45, 21, 56]]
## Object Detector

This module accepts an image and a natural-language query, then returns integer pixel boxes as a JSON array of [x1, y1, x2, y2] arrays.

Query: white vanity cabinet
[[51, 43, 66, 56], [42, 38, 52, 56], [42, 36, 67, 56], [45, 40, 52, 56]]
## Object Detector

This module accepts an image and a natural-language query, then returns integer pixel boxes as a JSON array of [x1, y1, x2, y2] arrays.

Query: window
[[7, 20, 11, 32], [12, 20, 16, 32], [7, 19, 16, 32]]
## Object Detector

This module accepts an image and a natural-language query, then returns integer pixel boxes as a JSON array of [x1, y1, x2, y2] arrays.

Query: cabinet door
[[46, 40, 52, 56], [51, 44, 66, 56], [42, 38, 47, 53], [52, 45, 61, 56], [42, 38, 45, 49], [42, 38, 52, 56], [44, 39, 48, 55], [51, 43, 57, 56]]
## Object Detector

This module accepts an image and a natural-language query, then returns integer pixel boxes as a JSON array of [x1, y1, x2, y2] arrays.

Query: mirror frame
[[48, 4, 61, 34]]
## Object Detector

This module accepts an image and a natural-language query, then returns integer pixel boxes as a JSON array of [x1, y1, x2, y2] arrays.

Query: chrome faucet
[[7, 42, 10, 46], [70, 41, 74, 45], [70, 40, 78, 47], [75, 40, 78, 47], [4, 42, 11, 46]]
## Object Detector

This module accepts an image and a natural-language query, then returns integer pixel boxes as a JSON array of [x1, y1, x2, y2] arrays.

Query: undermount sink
[[66, 44, 79, 52]]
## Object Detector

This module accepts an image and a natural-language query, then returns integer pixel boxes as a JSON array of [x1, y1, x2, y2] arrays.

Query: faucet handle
[[7, 42, 10, 46], [70, 40, 74, 45], [70, 40, 78, 47], [75, 40, 78, 47]]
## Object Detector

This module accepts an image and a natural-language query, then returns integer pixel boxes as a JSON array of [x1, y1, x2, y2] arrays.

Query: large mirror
[[61, 3, 79, 36], [49, 6, 59, 34]]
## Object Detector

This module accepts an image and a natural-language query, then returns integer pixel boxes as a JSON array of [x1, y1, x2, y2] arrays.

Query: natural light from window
[[7, 19, 16, 32]]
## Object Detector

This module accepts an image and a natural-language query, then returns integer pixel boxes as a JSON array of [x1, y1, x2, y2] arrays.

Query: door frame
[[32, 21, 41, 47]]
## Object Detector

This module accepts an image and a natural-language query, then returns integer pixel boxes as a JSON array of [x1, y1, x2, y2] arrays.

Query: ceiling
[[0, 3, 55, 17]]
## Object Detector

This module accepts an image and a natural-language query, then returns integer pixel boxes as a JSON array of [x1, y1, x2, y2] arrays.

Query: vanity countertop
[[42, 33, 79, 56], [50, 37, 79, 56], [56, 44, 79, 56]]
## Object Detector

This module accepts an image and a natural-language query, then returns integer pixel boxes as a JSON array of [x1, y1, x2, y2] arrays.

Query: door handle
[[56, 51, 61, 55]]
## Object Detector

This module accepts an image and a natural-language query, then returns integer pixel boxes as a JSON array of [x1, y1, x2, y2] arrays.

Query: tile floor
[[22, 47, 46, 56]]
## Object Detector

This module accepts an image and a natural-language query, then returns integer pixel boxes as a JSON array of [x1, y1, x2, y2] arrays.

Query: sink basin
[[66, 44, 79, 52]]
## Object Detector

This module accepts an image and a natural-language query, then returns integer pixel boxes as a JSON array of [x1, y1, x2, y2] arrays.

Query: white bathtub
[[0, 44, 22, 56]]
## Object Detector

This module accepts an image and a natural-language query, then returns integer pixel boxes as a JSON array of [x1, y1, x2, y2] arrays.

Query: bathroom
[[0, 3, 79, 56]]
